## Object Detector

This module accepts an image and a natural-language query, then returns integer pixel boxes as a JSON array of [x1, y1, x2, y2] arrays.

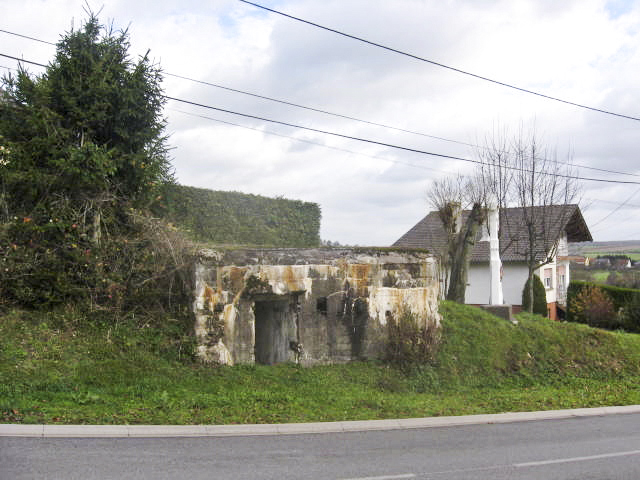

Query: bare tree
[[427, 175, 486, 303], [512, 127, 581, 312], [427, 124, 580, 310], [475, 125, 515, 254]]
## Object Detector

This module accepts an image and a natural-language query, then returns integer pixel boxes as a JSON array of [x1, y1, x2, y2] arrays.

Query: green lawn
[[2, 302, 640, 425], [591, 270, 611, 283]]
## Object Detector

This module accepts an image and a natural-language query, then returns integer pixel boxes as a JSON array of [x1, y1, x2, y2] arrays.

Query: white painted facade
[[464, 233, 570, 309]]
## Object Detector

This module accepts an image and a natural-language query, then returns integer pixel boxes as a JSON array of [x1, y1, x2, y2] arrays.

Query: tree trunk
[[446, 203, 484, 303], [526, 221, 536, 313], [527, 267, 535, 313]]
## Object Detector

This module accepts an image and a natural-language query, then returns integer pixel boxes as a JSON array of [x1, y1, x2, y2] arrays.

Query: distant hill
[[569, 241, 640, 256]]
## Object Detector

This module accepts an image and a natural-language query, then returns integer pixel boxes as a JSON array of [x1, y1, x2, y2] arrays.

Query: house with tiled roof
[[393, 204, 592, 319]]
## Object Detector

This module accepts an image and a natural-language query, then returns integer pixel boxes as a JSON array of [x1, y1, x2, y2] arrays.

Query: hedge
[[153, 184, 321, 247], [567, 280, 640, 332]]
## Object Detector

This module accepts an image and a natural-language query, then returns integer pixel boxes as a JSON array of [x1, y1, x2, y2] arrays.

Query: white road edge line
[[515, 449, 640, 468], [339, 474, 416, 480]]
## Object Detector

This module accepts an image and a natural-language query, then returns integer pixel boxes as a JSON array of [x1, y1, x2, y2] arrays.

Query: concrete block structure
[[192, 248, 440, 365]]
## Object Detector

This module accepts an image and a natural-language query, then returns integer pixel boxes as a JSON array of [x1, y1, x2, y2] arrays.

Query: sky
[[2, 0, 640, 246]]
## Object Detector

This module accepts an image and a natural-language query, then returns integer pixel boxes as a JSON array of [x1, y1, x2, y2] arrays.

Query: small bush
[[568, 281, 640, 332], [522, 274, 547, 316], [383, 308, 439, 372], [569, 284, 616, 329]]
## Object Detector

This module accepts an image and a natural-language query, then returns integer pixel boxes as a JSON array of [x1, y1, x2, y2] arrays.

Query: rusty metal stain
[[349, 264, 370, 281], [203, 284, 217, 311], [229, 266, 246, 293]]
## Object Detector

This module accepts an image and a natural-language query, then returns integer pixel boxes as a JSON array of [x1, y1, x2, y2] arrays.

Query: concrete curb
[[2, 405, 640, 438]]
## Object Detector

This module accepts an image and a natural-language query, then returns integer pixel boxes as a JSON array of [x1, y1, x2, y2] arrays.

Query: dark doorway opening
[[254, 299, 296, 365]]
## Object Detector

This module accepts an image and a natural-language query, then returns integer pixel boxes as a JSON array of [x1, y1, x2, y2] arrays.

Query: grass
[[590, 270, 611, 283], [2, 302, 640, 425]]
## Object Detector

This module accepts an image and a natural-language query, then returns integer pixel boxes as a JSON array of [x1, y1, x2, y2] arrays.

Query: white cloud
[[2, 0, 640, 244]]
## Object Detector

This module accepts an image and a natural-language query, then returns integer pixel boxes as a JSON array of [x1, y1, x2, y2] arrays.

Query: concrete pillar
[[488, 203, 504, 305]]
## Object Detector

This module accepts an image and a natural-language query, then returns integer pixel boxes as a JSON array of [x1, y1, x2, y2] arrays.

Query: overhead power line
[[2, 48, 639, 184], [590, 187, 640, 229], [169, 107, 450, 174], [586, 197, 640, 209], [164, 72, 640, 178], [164, 72, 471, 147], [0, 29, 55, 45], [0, 53, 47, 68], [165, 95, 640, 186], [238, 0, 640, 123], [2, 28, 640, 179]]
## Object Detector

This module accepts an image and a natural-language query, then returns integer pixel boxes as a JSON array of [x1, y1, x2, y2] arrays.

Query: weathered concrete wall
[[193, 248, 440, 365]]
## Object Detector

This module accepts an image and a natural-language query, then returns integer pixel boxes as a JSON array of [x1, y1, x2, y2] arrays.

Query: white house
[[393, 204, 592, 320]]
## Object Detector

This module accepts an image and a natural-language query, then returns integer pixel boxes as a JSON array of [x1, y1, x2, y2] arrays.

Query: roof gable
[[393, 204, 592, 263]]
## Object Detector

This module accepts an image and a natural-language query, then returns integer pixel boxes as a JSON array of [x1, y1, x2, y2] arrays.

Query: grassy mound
[[2, 302, 640, 424]]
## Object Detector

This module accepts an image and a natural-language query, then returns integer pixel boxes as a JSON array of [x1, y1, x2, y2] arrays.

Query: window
[[544, 268, 553, 289], [558, 274, 566, 289], [557, 265, 567, 290]]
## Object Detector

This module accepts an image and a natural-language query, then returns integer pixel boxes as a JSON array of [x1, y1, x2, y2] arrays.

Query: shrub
[[154, 185, 321, 247], [567, 281, 640, 332], [569, 284, 617, 330], [0, 13, 187, 320], [619, 294, 640, 333], [522, 274, 548, 316], [384, 308, 439, 372]]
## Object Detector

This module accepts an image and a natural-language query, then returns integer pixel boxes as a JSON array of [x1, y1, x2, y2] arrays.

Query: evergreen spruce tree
[[522, 274, 548, 316], [0, 12, 175, 307]]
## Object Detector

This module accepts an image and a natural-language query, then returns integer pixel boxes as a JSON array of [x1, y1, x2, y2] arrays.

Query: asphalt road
[[2, 413, 640, 479]]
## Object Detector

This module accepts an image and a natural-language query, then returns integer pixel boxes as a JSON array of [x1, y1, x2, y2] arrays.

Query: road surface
[[1, 412, 639, 479]]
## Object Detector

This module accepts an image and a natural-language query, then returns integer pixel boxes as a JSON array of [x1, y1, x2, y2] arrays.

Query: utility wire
[[590, 187, 640, 229], [238, 0, 640, 122], [3, 50, 639, 185], [4, 32, 639, 230], [164, 72, 473, 147], [0, 29, 56, 45], [2, 27, 640, 179], [586, 197, 640, 209], [169, 107, 450, 174], [166, 95, 640, 185], [165, 72, 640, 179], [0, 53, 47, 68]]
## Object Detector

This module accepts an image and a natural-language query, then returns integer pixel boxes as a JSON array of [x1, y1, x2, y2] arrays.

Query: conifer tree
[[0, 12, 174, 307], [521, 274, 548, 316], [0, 12, 172, 221]]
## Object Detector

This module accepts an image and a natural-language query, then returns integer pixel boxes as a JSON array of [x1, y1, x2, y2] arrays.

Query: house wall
[[192, 248, 441, 365], [466, 255, 567, 321], [466, 262, 530, 306]]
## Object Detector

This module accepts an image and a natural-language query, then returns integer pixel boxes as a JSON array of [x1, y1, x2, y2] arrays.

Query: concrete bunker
[[193, 248, 440, 365]]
